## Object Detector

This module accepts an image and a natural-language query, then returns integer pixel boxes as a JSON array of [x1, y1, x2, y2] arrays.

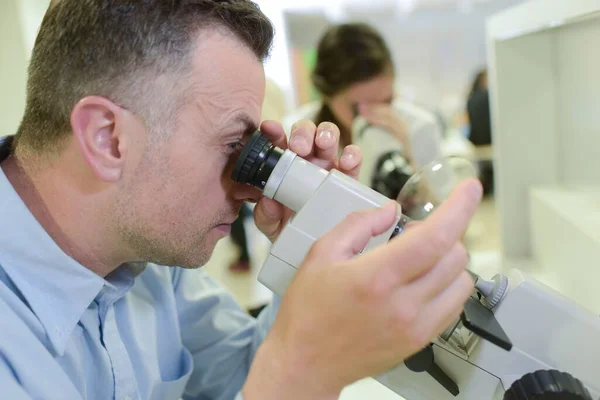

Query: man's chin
[[141, 228, 230, 269], [148, 245, 214, 270], [178, 237, 224, 269]]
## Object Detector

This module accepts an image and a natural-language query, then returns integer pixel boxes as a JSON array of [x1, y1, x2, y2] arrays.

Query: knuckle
[[429, 231, 455, 254], [344, 144, 362, 157], [455, 243, 469, 261], [408, 326, 432, 350], [345, 210, 367, 226], [450, 244, 470, 271], [290, 121, 299, 133], [291, 119, 314, 135], [392, 300, 419, 328], [300, 119, 317, 132], [308, 238, 329, 258], [355, 273, 387, 301], [458, 271, 475, 295]]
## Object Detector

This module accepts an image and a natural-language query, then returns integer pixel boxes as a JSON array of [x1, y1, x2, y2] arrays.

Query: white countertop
[[340, 378, 405, 400]]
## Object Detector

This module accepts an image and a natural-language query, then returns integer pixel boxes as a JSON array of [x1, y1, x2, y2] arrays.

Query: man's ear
[[70, 96, 131, 182]]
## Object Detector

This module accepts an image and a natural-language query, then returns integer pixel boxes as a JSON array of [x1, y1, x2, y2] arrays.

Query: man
[[0, 1, 482, 399]]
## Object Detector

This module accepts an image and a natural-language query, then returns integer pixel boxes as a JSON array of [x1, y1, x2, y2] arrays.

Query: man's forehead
[[191, 28, 264, 82], [190, 29, 266, 120]]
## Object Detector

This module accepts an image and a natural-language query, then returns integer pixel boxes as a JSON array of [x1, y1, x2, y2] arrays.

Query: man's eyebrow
[[233, 114, 259, 138]]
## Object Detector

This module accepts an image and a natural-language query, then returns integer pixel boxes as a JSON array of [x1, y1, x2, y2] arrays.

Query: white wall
[[18, 0, 51, 56], [487, 0, 600, 259], [488, 29, 560, 258], [555, 16, 600, 185], [0, 0, 49, 137], [0, 0, 29, 137]]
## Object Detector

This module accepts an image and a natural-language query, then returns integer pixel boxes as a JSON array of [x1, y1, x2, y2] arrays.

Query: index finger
[[360, 178, 482, 285], [305, 201, 398, 266], [260, 120, 288, 150]]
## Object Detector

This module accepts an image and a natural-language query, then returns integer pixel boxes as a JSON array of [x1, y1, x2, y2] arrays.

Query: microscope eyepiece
[[232, 131, 284, 190]]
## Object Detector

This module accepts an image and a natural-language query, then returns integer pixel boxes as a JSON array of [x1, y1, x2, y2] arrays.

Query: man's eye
[[226, 141, 244, 154]]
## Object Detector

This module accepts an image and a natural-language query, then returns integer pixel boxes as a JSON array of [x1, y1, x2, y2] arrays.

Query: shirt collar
[[0, 137, 144, 355]]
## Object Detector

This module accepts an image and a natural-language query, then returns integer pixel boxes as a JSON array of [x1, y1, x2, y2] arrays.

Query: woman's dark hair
[[311, 23, 394, 135], [312, 23, 393, 97]]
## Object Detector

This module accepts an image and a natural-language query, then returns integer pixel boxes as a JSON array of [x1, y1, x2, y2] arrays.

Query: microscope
[[232, 131, 600, 400], [351, 109, 414, 200]]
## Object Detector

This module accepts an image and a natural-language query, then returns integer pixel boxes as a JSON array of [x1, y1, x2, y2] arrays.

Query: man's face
[[116, 31, 265, 268]]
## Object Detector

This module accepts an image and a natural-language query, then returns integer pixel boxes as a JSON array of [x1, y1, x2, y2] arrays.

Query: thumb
[[306, 201, 399, 265], [254, 197, 285, 241]]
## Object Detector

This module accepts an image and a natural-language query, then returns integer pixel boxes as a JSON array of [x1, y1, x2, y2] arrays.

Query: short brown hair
[[14, 0, 274, 155]]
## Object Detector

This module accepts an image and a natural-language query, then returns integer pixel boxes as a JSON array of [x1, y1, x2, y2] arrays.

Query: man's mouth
[[214, 224, 232, 234]]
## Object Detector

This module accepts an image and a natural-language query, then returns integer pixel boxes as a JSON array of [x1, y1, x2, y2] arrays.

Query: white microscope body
[[232, 132, 600, 400]]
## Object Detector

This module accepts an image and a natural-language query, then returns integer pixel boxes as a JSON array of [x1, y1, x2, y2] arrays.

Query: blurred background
[[261, 0, 522, 120]]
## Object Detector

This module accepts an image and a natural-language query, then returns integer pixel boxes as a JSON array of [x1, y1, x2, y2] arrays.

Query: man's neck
[[0, 155, 128, 277]]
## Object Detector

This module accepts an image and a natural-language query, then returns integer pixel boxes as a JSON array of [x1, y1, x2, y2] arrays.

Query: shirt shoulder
[[0, 265, 64, 397]]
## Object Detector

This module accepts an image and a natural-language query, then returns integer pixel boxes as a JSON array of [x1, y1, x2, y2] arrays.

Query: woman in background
[[283, 22, 444, 171], [466, 69, 491, 147]]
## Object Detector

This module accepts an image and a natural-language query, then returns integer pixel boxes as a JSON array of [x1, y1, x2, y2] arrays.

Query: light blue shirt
[[0, 137, 280, 400]]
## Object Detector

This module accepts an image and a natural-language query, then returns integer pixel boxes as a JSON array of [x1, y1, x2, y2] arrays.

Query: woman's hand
[[360, 103, 413, 159]]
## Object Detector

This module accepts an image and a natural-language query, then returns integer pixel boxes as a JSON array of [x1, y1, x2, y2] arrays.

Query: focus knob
[[504, 370, 592, 400]]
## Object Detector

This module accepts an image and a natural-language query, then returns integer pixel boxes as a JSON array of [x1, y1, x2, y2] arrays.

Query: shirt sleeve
[[171, 267, 280, 400]]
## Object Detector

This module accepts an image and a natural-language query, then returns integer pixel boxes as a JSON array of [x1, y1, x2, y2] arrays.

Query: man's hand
[[253, 120, 362, 242], [243, 178, 483, 400]]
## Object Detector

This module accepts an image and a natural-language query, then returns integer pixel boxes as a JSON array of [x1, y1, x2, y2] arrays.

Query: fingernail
[[341, 152, 355, 164], [317, 129, 333, 142], [385, 200, 398, 213], [290, 136, 308, 151]]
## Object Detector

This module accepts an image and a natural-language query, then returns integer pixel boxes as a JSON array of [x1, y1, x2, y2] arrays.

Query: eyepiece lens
[[232, 131, 283, 190]]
